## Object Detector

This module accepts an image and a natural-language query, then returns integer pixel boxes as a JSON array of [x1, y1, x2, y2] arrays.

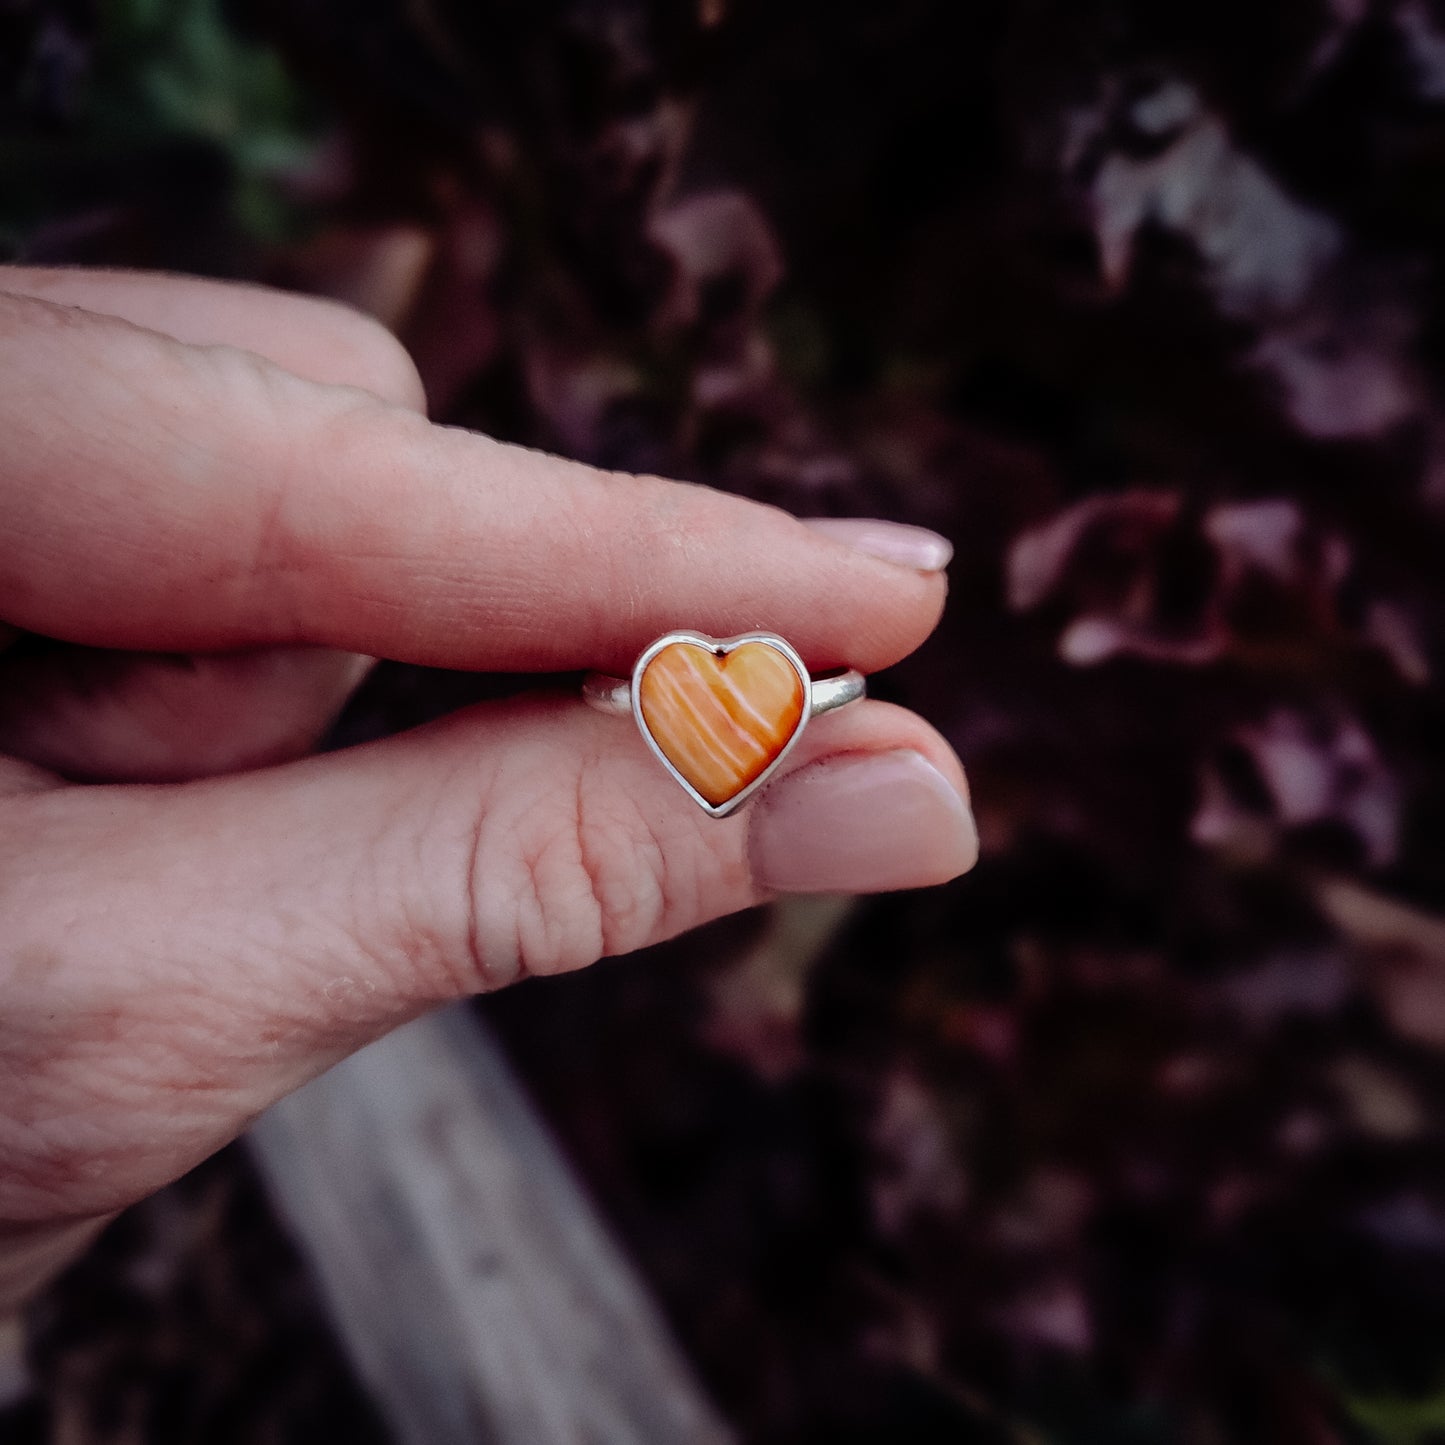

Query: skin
[[0, 267, 970, 1307]]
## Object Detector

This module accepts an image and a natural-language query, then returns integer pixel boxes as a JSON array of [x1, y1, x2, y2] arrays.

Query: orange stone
[[638, 640, 807, 807]]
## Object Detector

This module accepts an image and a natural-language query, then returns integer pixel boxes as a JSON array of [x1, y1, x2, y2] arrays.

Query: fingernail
[[751, 750, 978, 894], [802, 517, 953, 572]]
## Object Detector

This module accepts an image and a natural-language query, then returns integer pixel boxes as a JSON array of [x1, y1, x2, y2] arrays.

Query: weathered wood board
[[249, 1005, 734, 1445]]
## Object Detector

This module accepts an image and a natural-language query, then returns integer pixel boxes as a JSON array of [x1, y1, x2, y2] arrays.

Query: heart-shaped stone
[[635, 634, 808, 813]]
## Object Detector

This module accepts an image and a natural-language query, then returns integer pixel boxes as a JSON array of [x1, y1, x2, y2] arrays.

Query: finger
[[0, 697, 976, 1224], [0, 265, 428, 776], [0, 290, 946, 673], [0, 265, 427, 411], [0, 642, 372, 781]]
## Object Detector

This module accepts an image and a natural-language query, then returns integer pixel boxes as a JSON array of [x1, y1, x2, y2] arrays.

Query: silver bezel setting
[[630, 629, 811, 819]]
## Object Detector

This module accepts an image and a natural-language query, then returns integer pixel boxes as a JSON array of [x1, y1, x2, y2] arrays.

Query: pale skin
[[0, 267, 976, 1308]]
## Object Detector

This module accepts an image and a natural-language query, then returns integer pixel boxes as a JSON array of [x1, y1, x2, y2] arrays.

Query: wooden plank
[[0, 1312, 27, 1410], [248, 1005, 734, 1445]]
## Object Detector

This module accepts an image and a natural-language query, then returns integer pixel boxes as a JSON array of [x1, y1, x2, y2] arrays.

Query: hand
[[0, 267, 977, 1306]]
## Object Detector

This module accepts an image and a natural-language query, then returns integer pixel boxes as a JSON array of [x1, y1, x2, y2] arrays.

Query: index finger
[[0, 264, 428, 412], [0, 288, 947, 675]]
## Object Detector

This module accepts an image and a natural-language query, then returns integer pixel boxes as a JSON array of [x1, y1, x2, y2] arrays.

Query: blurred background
[[4, 0, 1445, 1441]]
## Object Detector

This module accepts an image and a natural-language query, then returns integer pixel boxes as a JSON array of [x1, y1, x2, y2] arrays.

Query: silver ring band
[[581, 629, 867, 817], [582, 665, 865, 718]]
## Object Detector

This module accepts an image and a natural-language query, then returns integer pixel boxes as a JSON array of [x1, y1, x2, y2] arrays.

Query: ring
[[583, 630, 866, 817]]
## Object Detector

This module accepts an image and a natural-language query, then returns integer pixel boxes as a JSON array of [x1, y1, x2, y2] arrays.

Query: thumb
[[0, 694, 974, 1228]]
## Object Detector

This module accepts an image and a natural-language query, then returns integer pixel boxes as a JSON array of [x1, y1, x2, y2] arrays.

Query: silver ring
[[583, 630, 866, 817]]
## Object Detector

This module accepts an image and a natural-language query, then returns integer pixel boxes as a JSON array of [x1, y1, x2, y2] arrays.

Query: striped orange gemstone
[[638, 641, 806, 807]]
